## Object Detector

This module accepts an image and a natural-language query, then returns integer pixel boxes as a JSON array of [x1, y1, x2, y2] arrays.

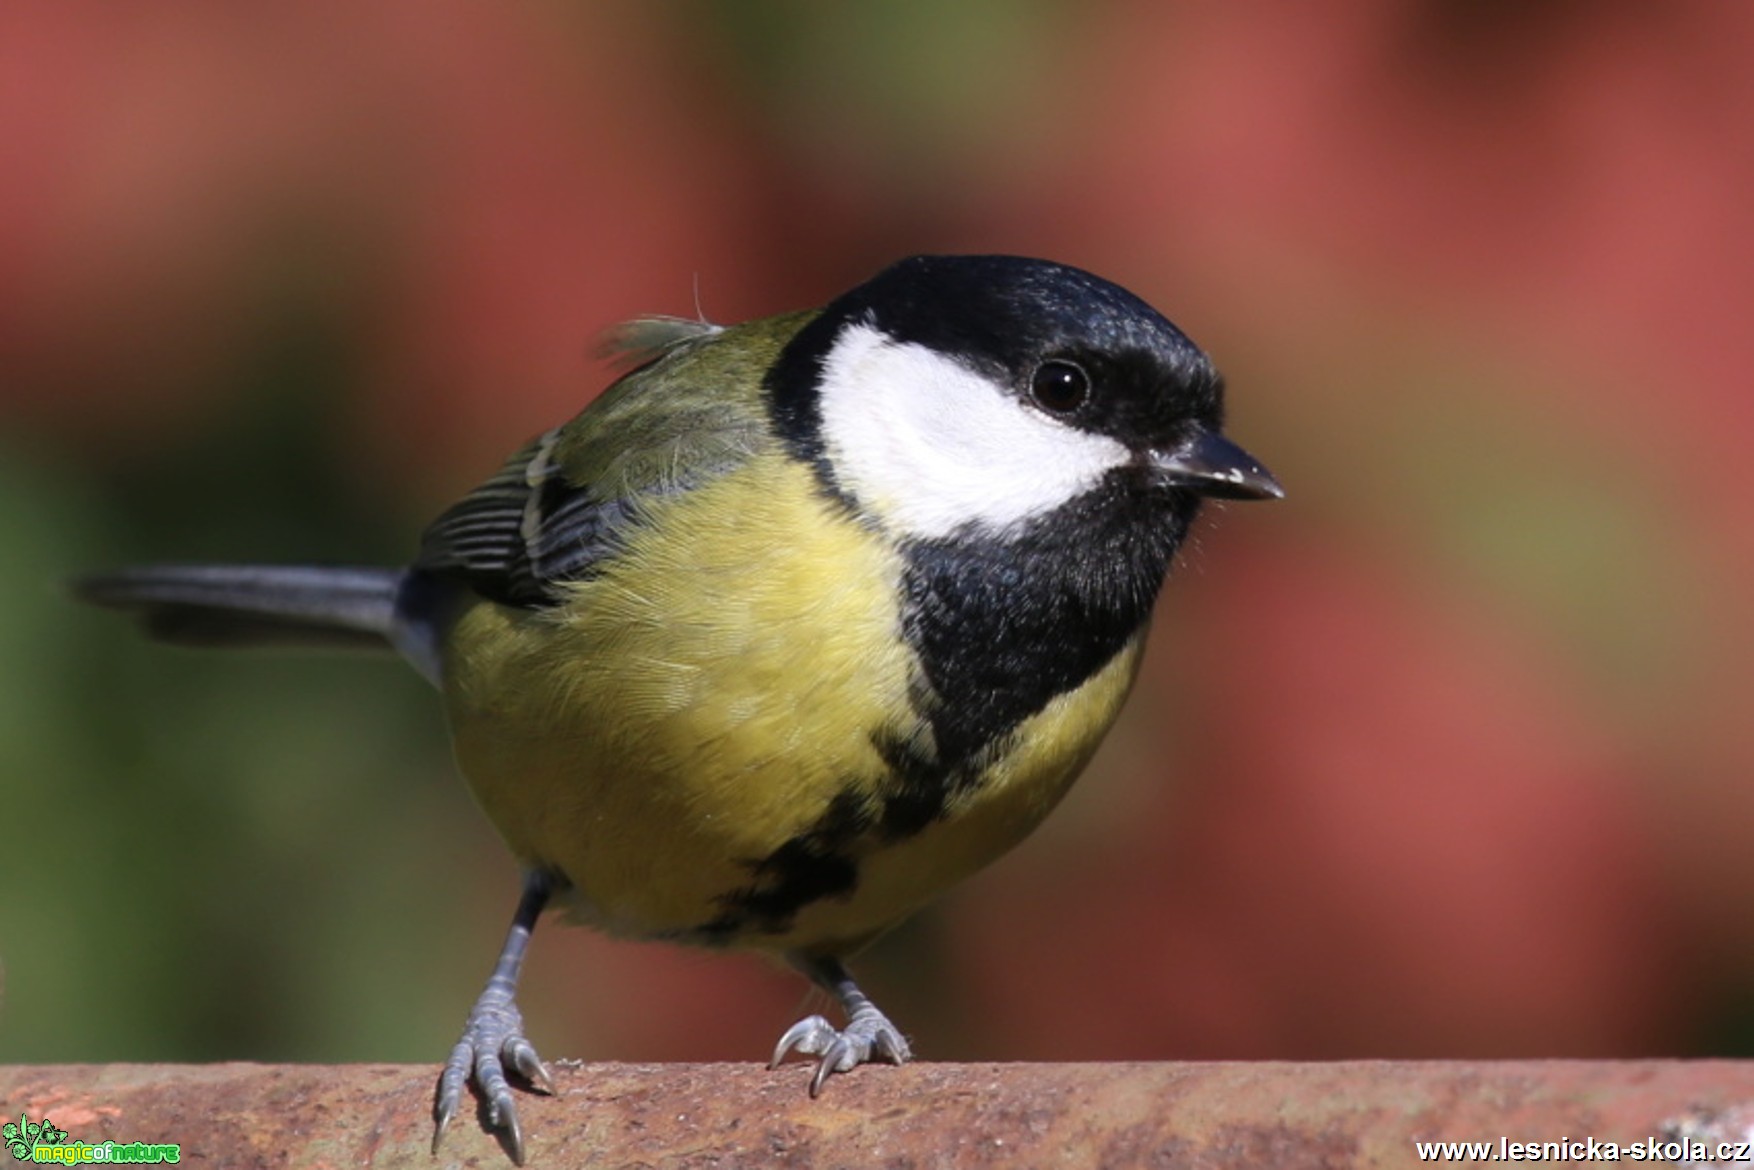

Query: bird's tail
[[70, 564, 405, 651]]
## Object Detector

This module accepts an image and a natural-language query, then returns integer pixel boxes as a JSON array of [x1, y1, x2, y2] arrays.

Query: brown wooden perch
[[3, 1061, 1753, 1167]]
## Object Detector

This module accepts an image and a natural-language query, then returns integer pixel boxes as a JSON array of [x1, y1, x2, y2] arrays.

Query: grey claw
[[808, 1040, 849, 1097], [770, 1007, 911, 1096], [508, 1035, 555, 1094], [431, 1039, 471, 1153], [769, 1014, 838, 1067]]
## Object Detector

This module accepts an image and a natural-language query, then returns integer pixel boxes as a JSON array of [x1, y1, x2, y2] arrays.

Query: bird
[[74, 254, 1282, 1163]]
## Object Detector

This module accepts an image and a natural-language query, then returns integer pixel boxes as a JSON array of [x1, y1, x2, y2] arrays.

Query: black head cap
[[767, 255, 1268, 488]]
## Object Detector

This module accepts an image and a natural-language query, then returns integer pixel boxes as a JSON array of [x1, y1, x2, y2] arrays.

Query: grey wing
[[414, 429, 627, 608], [414, 350, 770, 609]]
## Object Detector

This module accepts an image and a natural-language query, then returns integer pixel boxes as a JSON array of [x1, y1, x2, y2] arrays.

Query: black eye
[[1029, 359, 1090, 414]]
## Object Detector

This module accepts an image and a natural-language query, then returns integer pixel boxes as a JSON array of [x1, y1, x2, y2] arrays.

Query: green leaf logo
[[4, 1115, 66, 1161]]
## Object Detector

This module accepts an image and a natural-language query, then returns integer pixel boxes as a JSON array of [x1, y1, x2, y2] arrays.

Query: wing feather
[[414, 315, 784, 608]]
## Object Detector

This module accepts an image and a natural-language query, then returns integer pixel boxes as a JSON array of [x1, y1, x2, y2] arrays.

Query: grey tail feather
[[70, 564, 405, 651]]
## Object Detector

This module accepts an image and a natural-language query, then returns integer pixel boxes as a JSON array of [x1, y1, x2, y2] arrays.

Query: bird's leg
[[769, 953, 912, 1096], [432, 869, 558, 1165]]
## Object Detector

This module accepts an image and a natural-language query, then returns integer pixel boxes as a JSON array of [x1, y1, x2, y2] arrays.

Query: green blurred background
[[5, 1, 1754, 1070]]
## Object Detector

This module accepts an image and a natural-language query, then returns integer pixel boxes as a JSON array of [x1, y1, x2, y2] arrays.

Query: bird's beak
[[1148, 429, 1284, 500]]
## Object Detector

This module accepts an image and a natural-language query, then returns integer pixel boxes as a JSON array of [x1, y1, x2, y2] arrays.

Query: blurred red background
[[4, 2, 1752, 1071]]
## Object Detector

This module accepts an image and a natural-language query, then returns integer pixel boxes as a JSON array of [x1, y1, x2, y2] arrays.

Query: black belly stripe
[[871, 727, 953, 840], [698, 790, 874, 940]]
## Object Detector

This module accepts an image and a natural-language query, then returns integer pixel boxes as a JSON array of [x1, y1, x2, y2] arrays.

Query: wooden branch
[[3, 1061, 1752, 1167]]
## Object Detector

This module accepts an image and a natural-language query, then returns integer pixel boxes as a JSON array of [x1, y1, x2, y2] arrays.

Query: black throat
[[904, 475, 1193, 759], [866, 473, 1199, 843]]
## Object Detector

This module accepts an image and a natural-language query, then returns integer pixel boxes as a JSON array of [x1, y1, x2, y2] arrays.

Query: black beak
[[1148, 429, 1284, 500]]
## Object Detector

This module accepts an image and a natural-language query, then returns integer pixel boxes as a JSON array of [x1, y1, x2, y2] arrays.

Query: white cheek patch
[[815, 322, 1131, 540]]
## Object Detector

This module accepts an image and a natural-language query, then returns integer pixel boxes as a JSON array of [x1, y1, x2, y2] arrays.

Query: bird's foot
[[432, 977, 553, 1164], [769, 1002, 912, 1096]]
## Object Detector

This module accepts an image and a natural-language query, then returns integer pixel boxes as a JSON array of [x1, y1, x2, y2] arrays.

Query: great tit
[[76, 254, 1281, 1163]]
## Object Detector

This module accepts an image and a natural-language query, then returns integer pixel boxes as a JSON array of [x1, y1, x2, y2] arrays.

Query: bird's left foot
[[770, 955, 911, 1096]]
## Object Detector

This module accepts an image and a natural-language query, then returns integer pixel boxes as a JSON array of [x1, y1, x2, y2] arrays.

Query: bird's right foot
[[432, 871, 556, 1165], [432, 985, 554, 1164]]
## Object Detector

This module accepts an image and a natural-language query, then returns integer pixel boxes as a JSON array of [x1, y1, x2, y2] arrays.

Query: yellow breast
[[440, 453, 1144, 953]]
